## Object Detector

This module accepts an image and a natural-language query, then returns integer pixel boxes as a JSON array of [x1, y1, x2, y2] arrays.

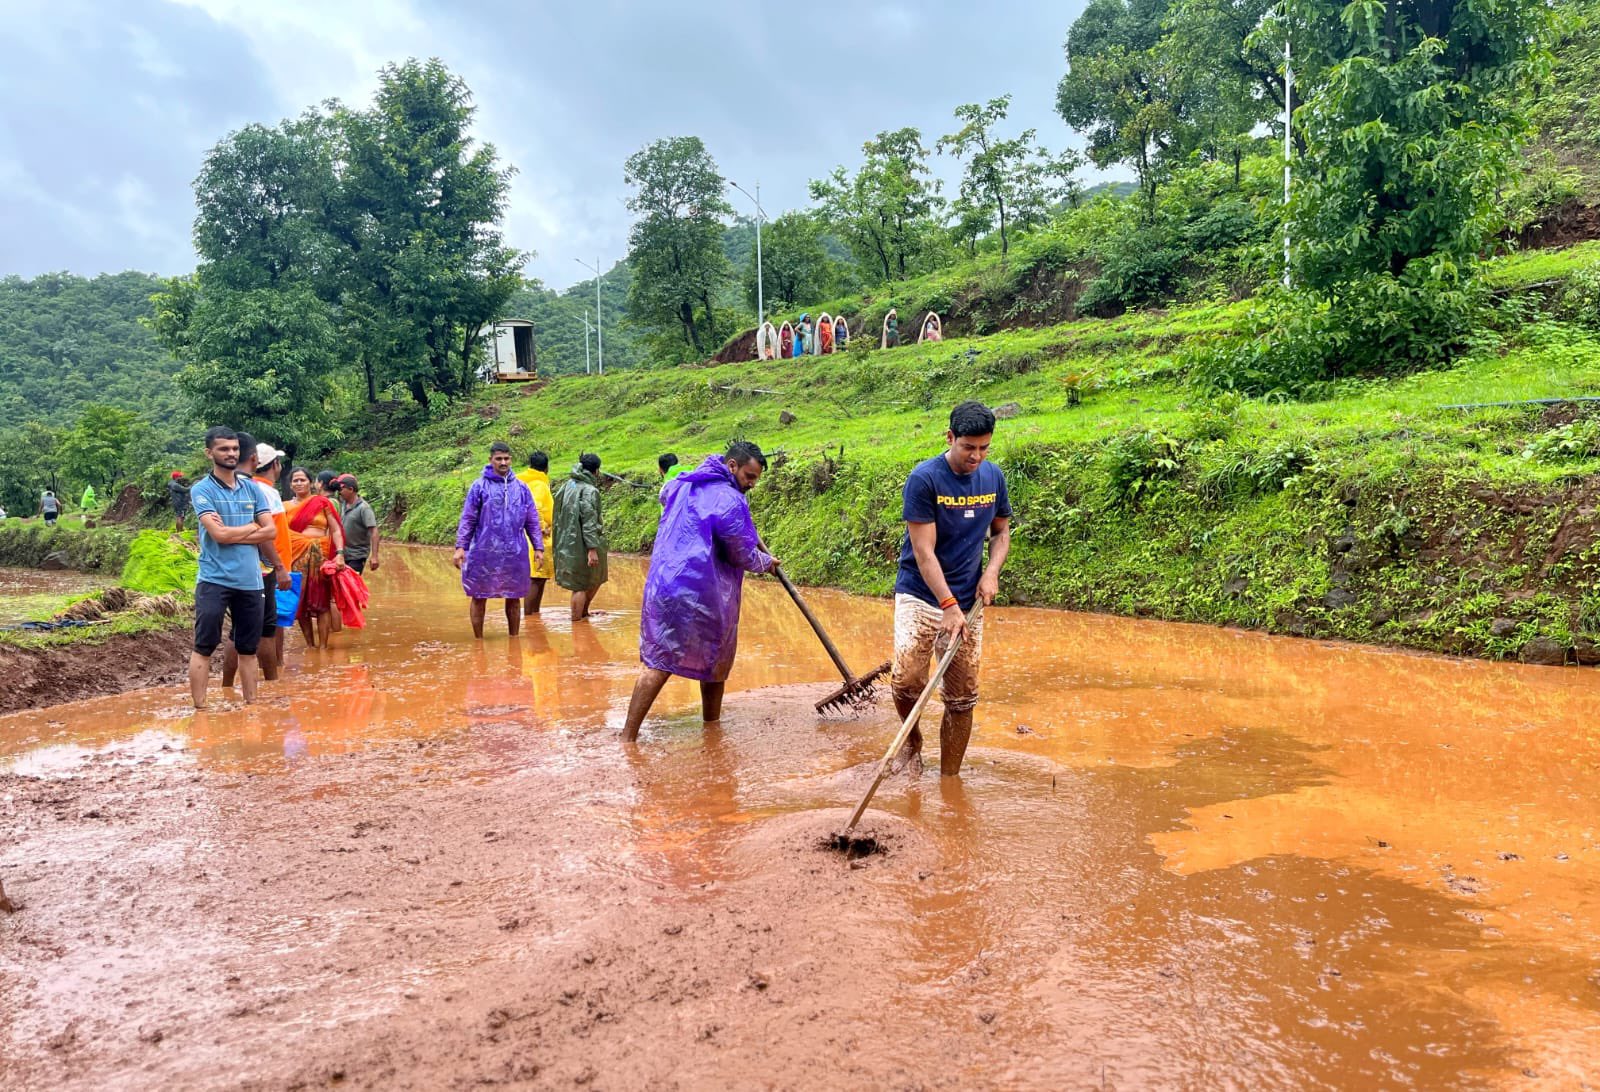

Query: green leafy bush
[[1099, 430, 1184, 506], [1522, 417, 1600, 461]]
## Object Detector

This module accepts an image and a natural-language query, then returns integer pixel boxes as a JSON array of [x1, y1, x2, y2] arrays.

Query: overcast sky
[[1, 0, 1096, 291]]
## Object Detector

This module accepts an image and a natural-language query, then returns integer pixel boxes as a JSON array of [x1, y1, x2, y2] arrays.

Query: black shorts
[[194, 580, 265, 656], [44, 514, 57, 526], [346, 557, 366, 574]]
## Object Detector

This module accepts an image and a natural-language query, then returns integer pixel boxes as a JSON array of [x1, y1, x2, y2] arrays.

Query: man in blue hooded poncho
[[622, 441, 777, 741]]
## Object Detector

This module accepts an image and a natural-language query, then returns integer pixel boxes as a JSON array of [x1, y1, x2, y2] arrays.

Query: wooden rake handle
[[842, 601, 983, 834], [771, 564, 858, 684]]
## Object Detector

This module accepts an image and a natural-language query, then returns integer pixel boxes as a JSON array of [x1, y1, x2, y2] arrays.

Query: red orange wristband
[[939, 596, 958, 610]]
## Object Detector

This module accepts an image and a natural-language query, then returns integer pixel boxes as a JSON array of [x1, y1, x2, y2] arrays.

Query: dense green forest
[[0, 272, 182, 428]]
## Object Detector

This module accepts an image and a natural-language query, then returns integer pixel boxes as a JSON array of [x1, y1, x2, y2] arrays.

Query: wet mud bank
[[0, 624, 191, 716]]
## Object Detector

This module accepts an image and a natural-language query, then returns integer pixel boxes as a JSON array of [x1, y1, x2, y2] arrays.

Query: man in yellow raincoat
[[516, 450, 557, 614]]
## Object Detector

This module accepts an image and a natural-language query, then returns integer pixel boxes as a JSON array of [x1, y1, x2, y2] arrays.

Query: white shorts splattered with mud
[[891, 594, 985, 714]]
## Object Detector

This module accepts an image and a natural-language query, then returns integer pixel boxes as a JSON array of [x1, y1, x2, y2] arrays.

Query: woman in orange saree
[[285, 467, 347, 649]]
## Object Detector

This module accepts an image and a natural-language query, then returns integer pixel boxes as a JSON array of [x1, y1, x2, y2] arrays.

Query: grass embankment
[[0, 522, 195, 651], [345, 242, 1600, 664]]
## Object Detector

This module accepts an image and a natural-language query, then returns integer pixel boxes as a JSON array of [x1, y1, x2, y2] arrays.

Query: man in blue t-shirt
[[188, 425, 275, 709], [891, 400, 1013, 776]]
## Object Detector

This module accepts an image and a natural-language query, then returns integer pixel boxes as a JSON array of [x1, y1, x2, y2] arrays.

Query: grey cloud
[[3, 0, 1090, 289]]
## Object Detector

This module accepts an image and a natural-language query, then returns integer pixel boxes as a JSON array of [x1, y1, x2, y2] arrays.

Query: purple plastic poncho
[[455, 465, 544, 600], [640, 455, 775, 682]]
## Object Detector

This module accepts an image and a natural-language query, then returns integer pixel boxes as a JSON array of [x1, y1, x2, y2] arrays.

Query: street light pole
[[574, 257, 605, 374], [583, 308, 592, 375], [1283, 17, 1293, 289], [728, 179, 767, 326]]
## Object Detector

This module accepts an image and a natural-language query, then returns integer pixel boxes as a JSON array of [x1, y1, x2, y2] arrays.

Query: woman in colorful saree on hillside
[[285, 467, 347, 649]]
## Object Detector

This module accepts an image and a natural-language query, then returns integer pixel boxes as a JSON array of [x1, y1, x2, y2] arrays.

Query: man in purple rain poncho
[[622, 441, 777, 741], [454, 442, 545, 640]]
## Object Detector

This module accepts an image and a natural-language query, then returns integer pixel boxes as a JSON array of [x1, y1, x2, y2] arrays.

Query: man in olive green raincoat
[[554, 452, 608, 621]]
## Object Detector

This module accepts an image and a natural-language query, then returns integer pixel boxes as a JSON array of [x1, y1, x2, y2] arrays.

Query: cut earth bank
[[0, 525, 197, 714]]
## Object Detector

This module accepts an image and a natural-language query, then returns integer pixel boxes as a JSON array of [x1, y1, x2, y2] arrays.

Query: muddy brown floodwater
[[3, 545, 1598, 1090]]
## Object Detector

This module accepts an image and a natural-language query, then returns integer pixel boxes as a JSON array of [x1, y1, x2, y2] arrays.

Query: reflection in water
[[4, 544, 1599, 1084]]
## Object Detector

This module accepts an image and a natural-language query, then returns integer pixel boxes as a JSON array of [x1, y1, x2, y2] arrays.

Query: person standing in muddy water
[[622, 441, 777, 741], [454, 441, 545, 639], [188, 426, 275, 709], [337, 476, 380, 575], [515, 452, 555, 614], [891, 400, 1012, 776], [221, 434, 292, 688], [553, 452, 609, 621]]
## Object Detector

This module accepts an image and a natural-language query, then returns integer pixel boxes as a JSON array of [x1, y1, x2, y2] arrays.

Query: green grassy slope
[[342, 241, 1600, 663]]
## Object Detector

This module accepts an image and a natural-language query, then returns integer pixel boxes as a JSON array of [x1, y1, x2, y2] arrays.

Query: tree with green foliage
[[810, 128, 944, 282], [623, 137, 733, 356], [1057, 0, 1185, 218], [938, 95, 1082, 258], [1162, 0, 1293, 179], [0, 421, 63, 515], [56, 405, 140, 491], [1289, 0, 1553, 290], [335, 60, 522, 406], [152, 59, 520, 432], [149, 276, 343, 458], [745, 213, 836, 310]]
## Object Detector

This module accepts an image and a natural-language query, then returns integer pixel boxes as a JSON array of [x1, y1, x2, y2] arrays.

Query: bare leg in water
[[890, 690, 925, 775], [700, 681, 725, 724], [504, 598, 523, 636], [298, 610, 317, 649], [622, 671, 724, 741], [223, 639, 277, 685], [939, 708, 975, 776], [569, 587, 594, 622], [470, 598, 488, 639], [524, 577, 547, 616], [622, 667, 672, 740]]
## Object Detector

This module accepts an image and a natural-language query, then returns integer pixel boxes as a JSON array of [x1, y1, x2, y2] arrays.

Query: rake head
[[815, 660, 892, 716]]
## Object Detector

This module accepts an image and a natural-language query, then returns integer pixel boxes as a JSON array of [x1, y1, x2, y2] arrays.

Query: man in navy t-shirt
[[891, 400, 1013, 776]]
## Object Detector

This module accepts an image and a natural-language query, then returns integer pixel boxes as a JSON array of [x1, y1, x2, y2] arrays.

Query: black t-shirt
[[894, 454, 1011, 610]]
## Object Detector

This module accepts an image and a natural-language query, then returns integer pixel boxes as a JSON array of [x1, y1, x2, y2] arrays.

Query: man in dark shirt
[[891, 400, 1012, 776], [337, 476, 380, 574]]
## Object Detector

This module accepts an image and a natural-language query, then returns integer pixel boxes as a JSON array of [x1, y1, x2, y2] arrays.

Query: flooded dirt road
[[3, 545, 1597, 1089]]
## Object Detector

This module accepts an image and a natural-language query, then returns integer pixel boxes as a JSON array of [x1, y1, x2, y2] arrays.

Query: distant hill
[[0, 271, 184, 427], [1081, 181, 1138, 201]]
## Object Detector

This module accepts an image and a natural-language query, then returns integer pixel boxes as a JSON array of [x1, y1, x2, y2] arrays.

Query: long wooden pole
[[772, 566, 856, 683], [841, 602, 982, 835]]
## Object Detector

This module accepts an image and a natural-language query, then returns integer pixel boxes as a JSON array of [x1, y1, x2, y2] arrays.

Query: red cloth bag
[[323, 562, 370, 629]]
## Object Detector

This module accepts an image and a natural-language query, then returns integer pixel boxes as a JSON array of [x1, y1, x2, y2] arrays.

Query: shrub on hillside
[[1522, 417, 1600, 461], [1554, 263, 1600, 328], [1186, 270, 1490, 397]]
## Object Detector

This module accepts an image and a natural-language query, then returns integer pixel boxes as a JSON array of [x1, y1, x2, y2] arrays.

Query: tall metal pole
[[753, 183, 763, 326], [1283, 27, 1293, 289], [729, 180, 767, 326], [575, 257, 605, 375], [583, 308, 592, 375]]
